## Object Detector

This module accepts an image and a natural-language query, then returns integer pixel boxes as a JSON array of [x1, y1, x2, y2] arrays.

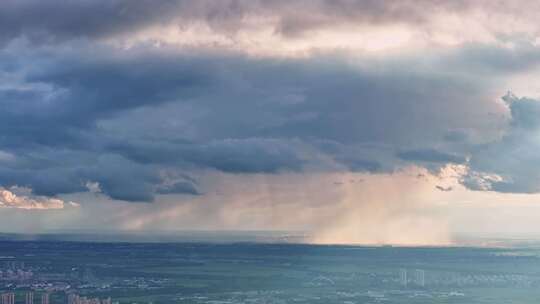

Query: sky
[[1, 0, 540, 245]]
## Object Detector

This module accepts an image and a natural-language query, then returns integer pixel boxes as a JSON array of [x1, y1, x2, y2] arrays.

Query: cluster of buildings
[[3, 263, 25, 271], [399, 269, 426, 287], [0, 292, 48, 304], [0, 262, 115, 304], [396, 269, 534, 288], [67, 294, 111, 304], [0, 293, 113, 304], [1, 293, 14, 304], [428, 272, 533, 287], [1, 262, 33, 282], [0, 270, 33, 282]]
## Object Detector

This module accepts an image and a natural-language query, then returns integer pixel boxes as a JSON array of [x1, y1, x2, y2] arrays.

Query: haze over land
[[2, 0, 540, 245]]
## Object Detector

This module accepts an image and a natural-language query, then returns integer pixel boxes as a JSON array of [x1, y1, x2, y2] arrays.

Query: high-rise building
[[399, 268, 407, 286], [40, 293, 49, 304], [2, 293, 15, 304], [25, 292, 34, 304], [68, 293, 78, 304], [415, 269, 425, 287]]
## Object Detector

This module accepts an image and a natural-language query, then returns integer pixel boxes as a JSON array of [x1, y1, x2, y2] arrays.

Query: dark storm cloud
[[178, 139, 307, 173], [0, 167, 86, 197], [334, 157, 381, 172], [109, 138, 309, 173], [397, 149, 467, 164], [462, 93, 540, 194], [503, 94, 540, 129], [0, 40, 521, 201], [3, 0, 540, 202], [444, 42, 540, 75], [443, 130, 469, 143], [0, 0, 180, 45], [156, 181, 200, 195], [0, 153, 160, 202], [0, 45, 213, 149]]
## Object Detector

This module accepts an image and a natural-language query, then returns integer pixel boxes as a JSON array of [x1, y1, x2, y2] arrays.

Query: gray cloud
[[397, 149, 467, 164], [0, 41, 514, 201], [3, 1, 540, 202], [156, 181, 200, 195], [0, 0, 459, 44], [0, 0, 537, 47], [0, 0, 181, 45], [463, 93, 540, 193]]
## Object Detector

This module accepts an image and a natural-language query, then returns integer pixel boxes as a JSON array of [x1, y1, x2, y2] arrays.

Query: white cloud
[[0, 187, 76, 210], [85, 181, 101, 193]]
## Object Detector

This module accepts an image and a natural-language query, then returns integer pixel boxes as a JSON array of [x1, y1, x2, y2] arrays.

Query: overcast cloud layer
[[1, 0, 540, 242]]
